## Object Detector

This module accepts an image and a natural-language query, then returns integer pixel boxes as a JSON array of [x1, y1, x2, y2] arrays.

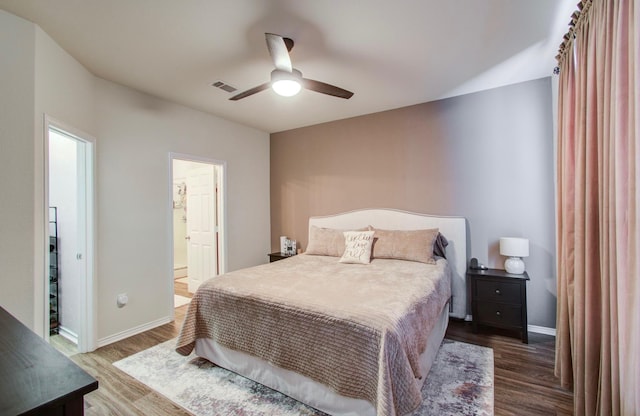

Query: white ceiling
[[0, 0, 575, 133]]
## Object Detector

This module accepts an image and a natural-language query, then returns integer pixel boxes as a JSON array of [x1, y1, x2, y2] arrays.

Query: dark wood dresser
[[468, 268, 530, 343], [0, 306, 98, 415]]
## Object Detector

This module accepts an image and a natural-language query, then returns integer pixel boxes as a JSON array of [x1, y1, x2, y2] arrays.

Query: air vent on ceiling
[[212, 81, 237, 93]]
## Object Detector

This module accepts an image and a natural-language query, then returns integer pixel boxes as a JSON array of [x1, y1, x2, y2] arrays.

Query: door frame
[[168, 153, 227, 318], [44, 115, 97, 352]]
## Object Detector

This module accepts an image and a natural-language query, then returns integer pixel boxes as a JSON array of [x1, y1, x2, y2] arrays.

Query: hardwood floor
[[60, 301, 573, 415], [71, 304, 191, 415], [174, 278, 192, 299]]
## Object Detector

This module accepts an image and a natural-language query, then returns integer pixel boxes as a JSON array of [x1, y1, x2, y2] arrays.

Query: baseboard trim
[[528, 325, 556, 337], [97, 316, 172, 348], [58, 326, 78, 345], [174, 267, 188, 279], [465, 315, 556, 337]]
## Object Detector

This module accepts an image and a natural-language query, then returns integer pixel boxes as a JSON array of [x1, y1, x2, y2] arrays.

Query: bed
[[176, 208, 467, 416]]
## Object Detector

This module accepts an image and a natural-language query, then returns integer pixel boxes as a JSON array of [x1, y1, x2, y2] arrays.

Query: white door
[[186, 164, 217, 293]]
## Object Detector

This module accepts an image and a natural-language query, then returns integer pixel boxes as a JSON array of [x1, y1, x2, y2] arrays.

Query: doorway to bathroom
[[171, 155, 225, 309]]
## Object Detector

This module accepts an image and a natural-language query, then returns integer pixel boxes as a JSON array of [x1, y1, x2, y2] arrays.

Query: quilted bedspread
[[176, 254, 451, 416]]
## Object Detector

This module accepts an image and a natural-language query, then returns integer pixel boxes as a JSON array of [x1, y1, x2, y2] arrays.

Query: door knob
[[185, 236, 191, 240]]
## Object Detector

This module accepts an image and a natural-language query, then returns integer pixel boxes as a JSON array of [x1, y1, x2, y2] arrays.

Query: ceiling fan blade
[[229, 82, 270, 101], [302, 78, 354, 99], [265, 33, 293, 72]]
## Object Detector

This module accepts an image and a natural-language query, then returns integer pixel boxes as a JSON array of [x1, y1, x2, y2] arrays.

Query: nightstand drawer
[[476, 279, 521, 303], [476, 302, 523, 327]]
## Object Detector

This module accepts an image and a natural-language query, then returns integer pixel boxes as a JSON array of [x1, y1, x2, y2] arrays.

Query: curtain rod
[[555, 0, 594, 66]]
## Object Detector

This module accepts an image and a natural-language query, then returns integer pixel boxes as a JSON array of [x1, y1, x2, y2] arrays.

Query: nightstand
[[468, 268, 529, 343], [268, 252, 295, 262]]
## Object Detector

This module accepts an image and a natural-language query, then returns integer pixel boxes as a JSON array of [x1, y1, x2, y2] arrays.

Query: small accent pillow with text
[[339, 231, 375, 264]]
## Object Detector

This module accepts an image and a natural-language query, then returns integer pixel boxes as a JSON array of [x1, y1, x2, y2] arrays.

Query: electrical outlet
[[116, 293, 128, 308]]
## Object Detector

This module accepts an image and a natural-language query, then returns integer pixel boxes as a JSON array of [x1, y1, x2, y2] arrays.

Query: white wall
[[0, 10, 271, 343], [94, 79, 270, 340], [33, 24, 97, 338], [0, 10, 36, 327]]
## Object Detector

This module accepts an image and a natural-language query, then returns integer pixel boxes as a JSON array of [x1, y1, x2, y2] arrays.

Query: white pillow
[[339, 231, 375, 264]]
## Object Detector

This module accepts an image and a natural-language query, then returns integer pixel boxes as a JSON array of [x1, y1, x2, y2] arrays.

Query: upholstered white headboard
[[309, 208, 468, 319]]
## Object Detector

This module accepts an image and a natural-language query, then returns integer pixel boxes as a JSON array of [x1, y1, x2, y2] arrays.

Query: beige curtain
[[555, 0, 639, 415]]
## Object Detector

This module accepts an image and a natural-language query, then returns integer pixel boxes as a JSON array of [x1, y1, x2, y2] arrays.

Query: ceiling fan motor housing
[[271, 68, 302, 83]]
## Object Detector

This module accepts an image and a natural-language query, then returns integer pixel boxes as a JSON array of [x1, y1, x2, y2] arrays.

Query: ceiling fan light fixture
[[230, 34, 353, 101], [272, 79, 301, 97], [271, 69, 302, 97]]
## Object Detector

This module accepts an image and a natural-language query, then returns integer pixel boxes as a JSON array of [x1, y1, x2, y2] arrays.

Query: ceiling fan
[[229, 33, 354, 101]]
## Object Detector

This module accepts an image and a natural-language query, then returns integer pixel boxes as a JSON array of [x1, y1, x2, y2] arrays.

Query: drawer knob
[[496, 311, 501, 316], [495, 289, 501, 295]]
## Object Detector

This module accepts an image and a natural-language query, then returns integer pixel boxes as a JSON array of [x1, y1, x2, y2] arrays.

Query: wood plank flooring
[[56, 291, 573, 415], [174, 279, 192, 299]]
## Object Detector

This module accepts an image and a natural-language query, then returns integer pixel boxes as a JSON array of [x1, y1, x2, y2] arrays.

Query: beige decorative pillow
[[371, 228, 440, 264], [339, 231, 375, 264], [305, 226, 349, 257], [306, 225, 370, 257]]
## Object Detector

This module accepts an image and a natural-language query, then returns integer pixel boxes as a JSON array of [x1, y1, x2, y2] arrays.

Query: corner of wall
[[0, 9, 38, 331]]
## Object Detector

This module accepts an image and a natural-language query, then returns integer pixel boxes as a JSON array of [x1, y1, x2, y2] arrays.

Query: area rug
[[114, 338, 493, 416], [174, 294, 191, 308]]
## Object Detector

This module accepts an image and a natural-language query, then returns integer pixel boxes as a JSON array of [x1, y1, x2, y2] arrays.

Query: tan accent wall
[[271, 77, 557, 327], [271, 103, 455, 247]]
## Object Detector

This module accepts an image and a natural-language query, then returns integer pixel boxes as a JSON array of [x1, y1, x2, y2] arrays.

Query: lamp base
[[504, 257, 525, 274]]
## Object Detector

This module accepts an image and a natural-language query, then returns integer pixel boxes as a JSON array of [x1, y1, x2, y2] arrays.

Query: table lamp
[[499, 237, 529, 274]]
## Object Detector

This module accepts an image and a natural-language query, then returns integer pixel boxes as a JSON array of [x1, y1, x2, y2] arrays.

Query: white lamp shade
[[499, 237, 529, 257]]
